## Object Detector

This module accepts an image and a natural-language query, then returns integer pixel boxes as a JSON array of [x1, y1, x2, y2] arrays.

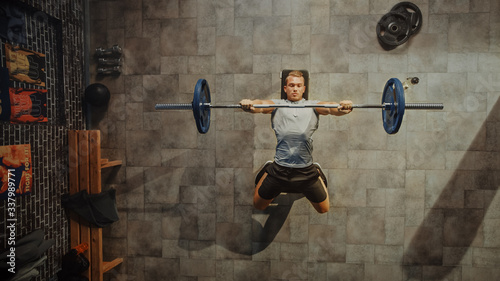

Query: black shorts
[[258, 162, 327, 203]]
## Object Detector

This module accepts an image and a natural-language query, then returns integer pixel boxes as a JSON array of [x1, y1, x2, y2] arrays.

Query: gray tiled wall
[[90, 0, 500, 280]]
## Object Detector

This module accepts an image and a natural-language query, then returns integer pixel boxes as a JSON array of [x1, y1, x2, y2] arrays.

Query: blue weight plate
[[382, 78, 405, 134], [192, 79, 211, 134]]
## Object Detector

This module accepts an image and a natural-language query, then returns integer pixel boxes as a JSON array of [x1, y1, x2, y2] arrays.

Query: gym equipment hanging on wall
[[95, 45, 123, 76], [377, 2, 422, 50]]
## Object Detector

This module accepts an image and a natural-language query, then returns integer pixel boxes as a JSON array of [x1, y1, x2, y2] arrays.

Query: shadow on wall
[[403, 97, 500, 278]]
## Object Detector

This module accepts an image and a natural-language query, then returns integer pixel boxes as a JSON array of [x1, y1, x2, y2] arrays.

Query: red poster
[[0, 144, 32, 200], [9, 87, 48, 123]]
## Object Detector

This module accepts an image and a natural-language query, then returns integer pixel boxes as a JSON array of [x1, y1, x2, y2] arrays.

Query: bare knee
[[313, 201, 329, 214], [316, 205, 329, 214]]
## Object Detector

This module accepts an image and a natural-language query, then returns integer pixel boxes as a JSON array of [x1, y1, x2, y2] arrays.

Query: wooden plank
[[78, 131, 90, 194], [68, 130, 79, 195], [101, 160, 122, 169], [103, 258, 124, 273], [91, 228, 104, 281], [89, 131, 101, 194], [89, 131, 104, 281], [68, 131, 81, 248], [78, 131, 92, 279]]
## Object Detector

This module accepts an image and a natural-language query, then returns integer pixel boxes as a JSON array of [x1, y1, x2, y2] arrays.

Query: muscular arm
[[315, 100, 353, 116], [240, 99, 275, 114]]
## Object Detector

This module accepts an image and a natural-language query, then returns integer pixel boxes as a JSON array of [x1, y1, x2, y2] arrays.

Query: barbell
[[155, 78, 443, 134]]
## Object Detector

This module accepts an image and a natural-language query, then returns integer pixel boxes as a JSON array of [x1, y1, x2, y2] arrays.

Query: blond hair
[[285, 70, 304, 84]]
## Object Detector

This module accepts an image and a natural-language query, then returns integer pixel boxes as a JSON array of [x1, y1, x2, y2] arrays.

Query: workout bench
[[68, 130, 123, 280]]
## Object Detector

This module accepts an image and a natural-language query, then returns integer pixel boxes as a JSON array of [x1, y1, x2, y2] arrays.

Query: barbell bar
[[155, 78, 444, 134], [156, 102, 443, 110]]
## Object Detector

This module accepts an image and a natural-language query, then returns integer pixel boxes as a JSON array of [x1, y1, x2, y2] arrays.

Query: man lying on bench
[[240, 70, 353, 214]]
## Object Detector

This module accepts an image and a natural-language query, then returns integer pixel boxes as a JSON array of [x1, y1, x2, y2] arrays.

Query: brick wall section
[[0, 0, 86, 280]]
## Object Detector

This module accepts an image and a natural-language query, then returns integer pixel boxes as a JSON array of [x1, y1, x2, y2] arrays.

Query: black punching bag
[[84, 83, 110, 107]]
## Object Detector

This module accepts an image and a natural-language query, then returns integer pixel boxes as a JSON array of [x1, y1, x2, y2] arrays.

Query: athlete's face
[[284, 76, 305, 102]]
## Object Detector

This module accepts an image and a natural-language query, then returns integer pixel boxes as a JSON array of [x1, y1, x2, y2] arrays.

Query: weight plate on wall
[[391, 2, 423, 35], [376, 12, 412, 47]]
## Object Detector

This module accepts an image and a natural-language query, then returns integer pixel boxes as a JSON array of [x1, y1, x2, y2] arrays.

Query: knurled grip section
[[405, 103, 444, 110], [155, 103, 193, 110]]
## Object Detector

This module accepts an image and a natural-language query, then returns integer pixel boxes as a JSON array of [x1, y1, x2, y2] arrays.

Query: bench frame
[[68, 130, 123, 281]]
